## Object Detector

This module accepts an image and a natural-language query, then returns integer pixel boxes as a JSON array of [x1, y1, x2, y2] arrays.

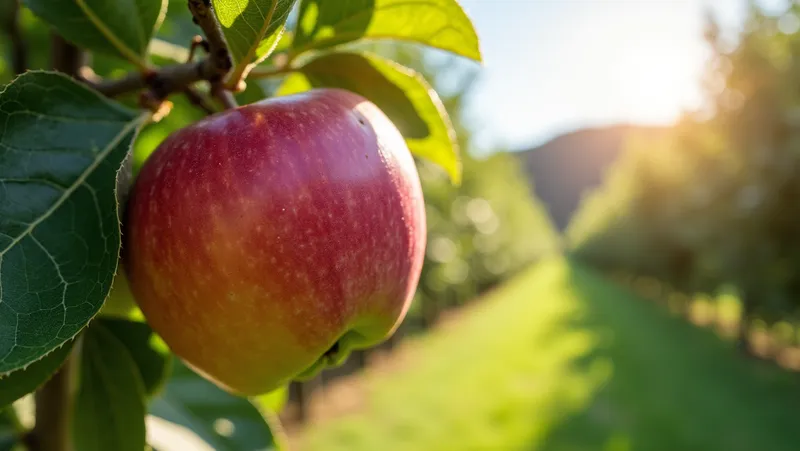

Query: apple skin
[[123, 89, 426, 395]]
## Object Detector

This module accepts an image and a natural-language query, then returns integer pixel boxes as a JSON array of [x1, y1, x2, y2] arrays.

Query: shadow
[[534, 263, 800, 451]]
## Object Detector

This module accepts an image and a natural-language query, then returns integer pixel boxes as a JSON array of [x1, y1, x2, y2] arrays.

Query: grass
[[296, 258, 800, 451]]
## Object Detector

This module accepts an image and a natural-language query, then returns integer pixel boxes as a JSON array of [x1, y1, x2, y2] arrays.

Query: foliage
[[363, 43, 558, 324], [568, 2, 800, 329], [0, 0, 483, 449]]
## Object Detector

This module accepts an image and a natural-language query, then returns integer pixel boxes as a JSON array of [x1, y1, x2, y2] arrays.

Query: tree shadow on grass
[[533, 263, 800, 451]]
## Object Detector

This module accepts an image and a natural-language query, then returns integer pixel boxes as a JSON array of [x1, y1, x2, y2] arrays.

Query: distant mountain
[[518, 124, 670, 231]]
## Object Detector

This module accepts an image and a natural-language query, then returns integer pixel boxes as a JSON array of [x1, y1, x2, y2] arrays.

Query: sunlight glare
[[461, 0, 712, 149]]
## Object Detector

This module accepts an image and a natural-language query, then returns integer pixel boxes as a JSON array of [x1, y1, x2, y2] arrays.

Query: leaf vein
[[0, 115, 144, 258], [73, 0, 149, 69]]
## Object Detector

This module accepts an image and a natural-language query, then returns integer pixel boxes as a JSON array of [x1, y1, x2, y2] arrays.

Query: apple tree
[[0, 0, 481, 450], [568, 2, 800, 348]]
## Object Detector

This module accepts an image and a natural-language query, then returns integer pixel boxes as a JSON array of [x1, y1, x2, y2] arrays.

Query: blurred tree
[[372, 43, 559, 327], [568, 0, 800, 344]]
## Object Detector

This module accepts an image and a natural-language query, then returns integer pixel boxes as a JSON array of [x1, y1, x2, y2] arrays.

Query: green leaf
[[291, 0, 481, 62], [99, 318, 172, 397], [0, 341, 73, 408], [279, 51, 461, 183], [150, 361, 279, 451], [156, 0, 199, 47], [0, 407, 23, 451], [23, 0, 168, 67], [213, 0, 297, 79], [73, 324, 147, 451], [0, 71, 145, 375], [0, 435, 16, 451]]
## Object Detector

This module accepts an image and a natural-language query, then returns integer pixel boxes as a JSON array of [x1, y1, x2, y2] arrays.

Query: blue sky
[[456, 0, 789, 152]]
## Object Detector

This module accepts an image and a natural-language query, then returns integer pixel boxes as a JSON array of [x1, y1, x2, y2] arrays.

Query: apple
[[123, 89, 427, 395]]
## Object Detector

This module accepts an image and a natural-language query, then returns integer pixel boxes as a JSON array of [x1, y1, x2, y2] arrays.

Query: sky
[[456, 0, 790, 152]]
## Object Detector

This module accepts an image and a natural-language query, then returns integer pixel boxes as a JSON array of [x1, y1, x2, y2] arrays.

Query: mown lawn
[[297, 258, 800, 451]]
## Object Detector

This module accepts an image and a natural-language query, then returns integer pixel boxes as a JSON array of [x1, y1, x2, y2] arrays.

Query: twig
[[187, 0, 232, 83], [82, 1, 234, 109], [76, 66, 101, 85], [7, 0, 27, 74], [186, 35, 208, 62], [89, 61, 207, 99], [212, 83, 238, 110], [88, 71, 147, 97]]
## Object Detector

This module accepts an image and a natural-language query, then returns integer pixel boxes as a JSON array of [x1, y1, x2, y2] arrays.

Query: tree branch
[[89, 61, 208, 98], [212, 83, 238, 110], [84, 0, 234, 107], [187, 0, 232, 83], [6, 0, 27, 75]]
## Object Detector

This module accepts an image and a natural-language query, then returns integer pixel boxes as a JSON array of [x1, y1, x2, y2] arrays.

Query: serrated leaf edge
[[0, 339, 75, 409], [0, 339, 73, 381], [0, 71, 148, 375], [0, 113, 145, 258], [367, 51, 462, 184], [400, 58, 463, 185], [290, 0, 483, 63], [0, 71, 137, 117], [226, 0, 293, 86], [306, 51, 462, 184]]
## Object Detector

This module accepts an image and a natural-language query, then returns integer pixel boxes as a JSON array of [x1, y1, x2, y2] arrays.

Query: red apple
[[123, 89, 426, 395]]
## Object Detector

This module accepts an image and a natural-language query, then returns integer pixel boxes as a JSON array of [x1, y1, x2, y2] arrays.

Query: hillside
[[520, 125, 669, 230]]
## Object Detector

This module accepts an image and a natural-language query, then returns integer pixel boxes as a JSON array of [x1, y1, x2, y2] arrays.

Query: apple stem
[[213, 83, 239, 110]]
